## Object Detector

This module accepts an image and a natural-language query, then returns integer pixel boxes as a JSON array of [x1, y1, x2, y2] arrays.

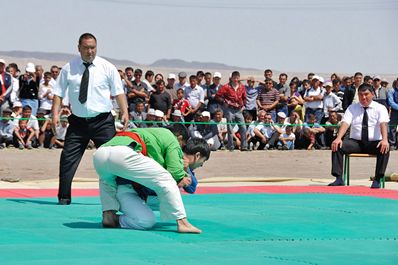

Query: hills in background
[[0, 50, 258, 71], [1, 50, 396, 82]]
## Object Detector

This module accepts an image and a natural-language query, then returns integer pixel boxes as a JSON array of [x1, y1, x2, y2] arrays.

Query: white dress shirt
[[53, 56, 124, 118], [184, 85, 205, 108], [342, 100, 389, 141], [304, 87, 324, 109]]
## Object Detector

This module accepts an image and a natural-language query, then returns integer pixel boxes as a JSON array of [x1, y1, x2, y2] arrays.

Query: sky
[[2, 0, 398, 74]]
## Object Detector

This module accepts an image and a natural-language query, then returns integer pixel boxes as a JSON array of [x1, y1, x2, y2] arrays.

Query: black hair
[[145, 70, 154, 78], [78, 33, 97, 45], [189, 75, 198, 81], [125, 67, 134, 72], [156, 79, 165, 86], [22, 105, 32, 111], [134, 69, 143, 75], [166, 123, 189, 142], [354, 72, 363, 77], [231, 71, 240, 78], [196, 70, 205, 77], [183, 138, 211, 161], [358, 83, 373, 93]]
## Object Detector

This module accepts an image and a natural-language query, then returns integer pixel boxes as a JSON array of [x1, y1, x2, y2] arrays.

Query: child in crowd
[[54, 116, 69, 148], [38, 72, 54, 115], [172, 88, 191, 118], [11, 101, 23, 118], [0, 108, 15, 148], [277, 124, 295, 150], [13, 119, 34, 149], [212, 109, 227, 149], [39, 119, 56, 149]]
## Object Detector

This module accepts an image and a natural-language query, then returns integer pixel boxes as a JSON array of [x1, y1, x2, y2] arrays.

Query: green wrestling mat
[[1, 193, 397, 265]]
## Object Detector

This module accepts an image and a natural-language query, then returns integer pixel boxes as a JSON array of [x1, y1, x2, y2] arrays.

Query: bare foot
[[102, 210, 120, 228], [177, 218, 202, 234]]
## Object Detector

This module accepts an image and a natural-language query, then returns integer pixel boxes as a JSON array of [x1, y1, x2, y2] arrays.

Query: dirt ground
[[1, 148, 397, 184]]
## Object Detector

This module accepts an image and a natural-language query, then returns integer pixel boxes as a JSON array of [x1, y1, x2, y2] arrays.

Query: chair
[[343, 153, 385, 188]]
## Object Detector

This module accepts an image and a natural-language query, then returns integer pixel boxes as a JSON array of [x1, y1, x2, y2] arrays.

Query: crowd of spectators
[[1, 58, 398, 152]]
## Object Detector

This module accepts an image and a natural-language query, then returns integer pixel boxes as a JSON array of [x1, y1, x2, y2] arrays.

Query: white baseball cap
[[147, 108, 156, 115], [25, 62, 35, 73], [201, 111, 211, 118], [323, 81, 333, 87], [214, 72, 222, 78], [172, 109, 182, 117], [13, 101, 22, 108], [168, 73, 176, 80], [0, 59, 6, 65], [277, 112, 286, 119], [155, 110, 164, 118]]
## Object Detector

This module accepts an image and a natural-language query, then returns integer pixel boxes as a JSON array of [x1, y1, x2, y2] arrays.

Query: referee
[[52, 33, 128, 205]]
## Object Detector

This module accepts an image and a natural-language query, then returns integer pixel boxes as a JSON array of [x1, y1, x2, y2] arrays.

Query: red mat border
[[1, 186, 398, 200]]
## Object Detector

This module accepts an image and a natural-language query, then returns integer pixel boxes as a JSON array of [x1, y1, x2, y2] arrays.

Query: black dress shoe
[[371, 179, 381, 189], [328, 178, 344, 186], [58, 198, 71, 205]]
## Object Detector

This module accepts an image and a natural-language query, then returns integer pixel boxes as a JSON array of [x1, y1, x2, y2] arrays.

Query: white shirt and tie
[[342, 100, 389, 141], [53, 56, 124, 118]]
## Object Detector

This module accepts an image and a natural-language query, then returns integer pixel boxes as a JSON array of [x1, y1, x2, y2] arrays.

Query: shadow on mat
[[64, 222, 102, 229], [64, 221, 178, 232], [7, 199, 99, 205]]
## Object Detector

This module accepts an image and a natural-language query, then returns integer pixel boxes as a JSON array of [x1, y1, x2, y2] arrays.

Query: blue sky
[[3, 0, 398, 74]]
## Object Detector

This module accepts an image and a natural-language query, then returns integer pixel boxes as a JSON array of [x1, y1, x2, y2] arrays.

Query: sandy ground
[[1, 148, 398, 186]]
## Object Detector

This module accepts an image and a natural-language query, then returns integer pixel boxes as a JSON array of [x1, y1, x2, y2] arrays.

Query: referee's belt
[[71, 112, 110, 122]]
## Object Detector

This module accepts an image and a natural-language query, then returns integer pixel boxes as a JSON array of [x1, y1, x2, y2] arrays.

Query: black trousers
[[331, 139, 390, 180], [58, 112, 116, 200]]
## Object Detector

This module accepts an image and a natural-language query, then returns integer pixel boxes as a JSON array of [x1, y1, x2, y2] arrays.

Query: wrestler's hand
[[178, 176, 192, 188]]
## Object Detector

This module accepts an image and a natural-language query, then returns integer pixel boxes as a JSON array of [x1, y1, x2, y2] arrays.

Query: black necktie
[[79, 62, 91, 104], [361, 107, 369, 142]]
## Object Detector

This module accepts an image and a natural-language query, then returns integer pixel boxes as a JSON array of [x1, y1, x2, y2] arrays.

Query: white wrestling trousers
[[93, 145, 187, 222]]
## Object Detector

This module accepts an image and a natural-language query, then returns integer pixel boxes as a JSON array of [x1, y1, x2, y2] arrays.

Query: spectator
[[39, 118, 56, 149], [207, 72, 222, 117], [387, 79, 398, 150], [257, 78, 280, 121], [13, 119, 34, 149], [213, 108, 227, 150], [165, 73, 178, 101], [0, 108, 14, 148], [303, 75, 324, 123], [342, 74, 358, 110], [215, 71, 248, 151], [324, 111, 340, 148], [302, 113, 325, 150], [129, 101, 147, 128], [6, 63, 20, 107], [245, 76, 258, 120], [255, 113, 278, 150], [54, 115, 69, 148], [0, 59, 13, 113], [372, 75, 388, 108], [38, 72, 54, 115], [247, 110, 266, 150], [184, 75, 205, 122], [189, 111, 220, 151], [275, 73, 290, 116], [11, 101, 22, 118], [171, 109, 184, 124], [263, 69, 277, 88], [196, 70, 205, 86], [175, 72, 189, 90], [144, 108, 156, 128], [172, 88, 192, 119], [285, 110, 303, 135], [148, 80, 172, 120], [15, 105, 40, 147], [19, 63, 39, 115], [35, 65, 44, 85], [364, 75, 373, 86], [154, 110, 166, 127], [287, 81, 304, 115], [124, 67, 134, 83], [332, 79, 344, 104], [277, 124, 295, 150], [142, 70, 155, 93], [202, 72, 212, 106], [154, 73, 164, 82], [126, 69, 149, 111], [322, 80, 342, 124]]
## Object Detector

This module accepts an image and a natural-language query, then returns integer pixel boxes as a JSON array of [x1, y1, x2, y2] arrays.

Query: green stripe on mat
[[1, 194, 397, 265]]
